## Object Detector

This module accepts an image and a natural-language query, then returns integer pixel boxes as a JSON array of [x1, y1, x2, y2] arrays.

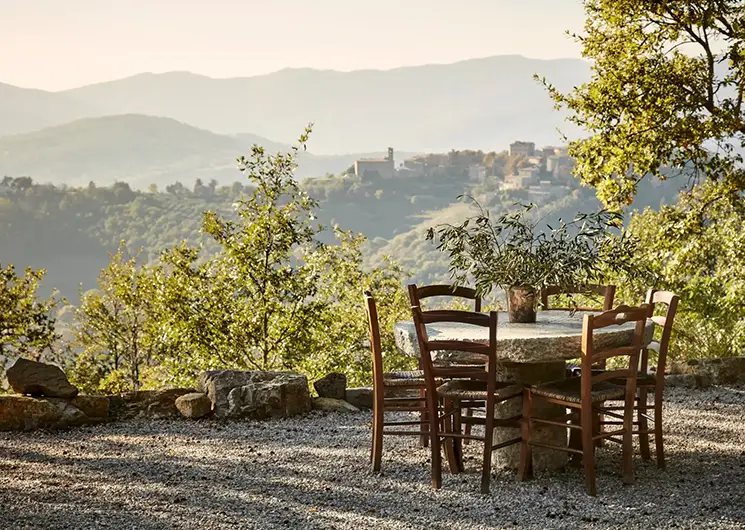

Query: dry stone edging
[[6, 358, 79, 398], [667, 356, 745, 388], [0, 395, 109, 431], [107, 388, 195, 421], [345, 387, 373, 409], [199, 370, 311, 420]]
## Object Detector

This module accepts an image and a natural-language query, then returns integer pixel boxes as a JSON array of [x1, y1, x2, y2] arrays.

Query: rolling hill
[[0, 82, 100, 137], [1, 55, 591, 154], [0, 114, 418, 187]]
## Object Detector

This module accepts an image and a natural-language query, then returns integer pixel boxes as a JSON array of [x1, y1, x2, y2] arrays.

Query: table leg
[[491, 361, 567, 471]]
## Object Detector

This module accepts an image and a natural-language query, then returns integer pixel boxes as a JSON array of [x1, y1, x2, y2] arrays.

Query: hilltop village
[[351, 141, 575, 199]]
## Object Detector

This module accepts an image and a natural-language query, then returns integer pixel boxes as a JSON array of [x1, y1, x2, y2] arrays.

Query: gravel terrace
[[1, 386, 744, 530]]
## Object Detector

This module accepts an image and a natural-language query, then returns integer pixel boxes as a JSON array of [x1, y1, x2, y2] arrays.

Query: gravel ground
[[1, 386, 744, 530]]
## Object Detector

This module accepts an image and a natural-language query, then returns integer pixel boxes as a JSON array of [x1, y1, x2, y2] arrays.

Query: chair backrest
[[363, 290, 385, 392], [411, 306, 495, 392], [540, 284, 616, 311], [408, 283, 482, 312], [644, 289, 680, 376], [580, 304, 649, 399]]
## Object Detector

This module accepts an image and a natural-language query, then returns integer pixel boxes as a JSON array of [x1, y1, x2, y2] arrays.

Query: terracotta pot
[[506, 286, 537, 323]]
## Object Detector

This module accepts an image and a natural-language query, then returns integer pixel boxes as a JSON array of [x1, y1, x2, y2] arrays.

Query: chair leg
[[443, 399, 461, 474], [427, 393, 442, 489], [568, 412, 583, 468], [593, 408, 603, 447], [452, 401, 464, 472], [481, 393, 495, 494], [654, 386, 665, 470], [419, 386, 429, 448], [581, 403, 597, 496], [371, 400, 384, 472], [517, 391, 533, 481], [638, 386, 651, 461], [622, 388, 636, 486], [463, 407, 473, 445]]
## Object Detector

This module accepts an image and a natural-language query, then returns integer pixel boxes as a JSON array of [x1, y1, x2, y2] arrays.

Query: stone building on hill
[[354, 147, 395, 180]]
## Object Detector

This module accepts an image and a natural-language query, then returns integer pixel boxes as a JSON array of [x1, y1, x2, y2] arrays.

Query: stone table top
[[394, 310, 654, 364]]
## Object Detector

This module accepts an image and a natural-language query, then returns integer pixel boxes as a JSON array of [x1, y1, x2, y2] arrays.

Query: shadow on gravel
[[0, 387, 744, 529]]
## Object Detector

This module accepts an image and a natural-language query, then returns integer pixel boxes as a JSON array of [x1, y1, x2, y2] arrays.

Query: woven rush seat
[[530, 376, 625, 404], [437, 379, 523, 401], [382, 370, 428, 386]]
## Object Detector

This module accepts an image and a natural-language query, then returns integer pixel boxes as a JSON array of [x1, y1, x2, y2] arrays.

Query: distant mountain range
[[0, 55, 591, 185], [0, 114, 419, 187], [2, 55, 589, 148]]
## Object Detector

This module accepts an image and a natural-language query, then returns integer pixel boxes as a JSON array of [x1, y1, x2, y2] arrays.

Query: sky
[[1, 0, 587, 91]]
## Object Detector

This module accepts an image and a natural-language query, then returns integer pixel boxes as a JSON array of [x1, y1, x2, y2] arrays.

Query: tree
[[200, 126, 323, 371], [73, 244, 158, 392], [541, 1, 745, 210], [547, 1, 745, 359], [0, 264, 60, 359]]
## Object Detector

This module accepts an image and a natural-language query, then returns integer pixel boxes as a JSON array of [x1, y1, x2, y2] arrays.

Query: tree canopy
[[543, 0, 745, 209]]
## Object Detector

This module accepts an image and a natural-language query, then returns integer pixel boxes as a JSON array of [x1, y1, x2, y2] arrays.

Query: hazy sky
[[2, 0, 586, 91]]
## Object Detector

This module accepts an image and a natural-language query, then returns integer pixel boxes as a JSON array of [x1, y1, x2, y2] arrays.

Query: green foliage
[[0, 263, 60, 358], [610, 182, 745, 360], [540, 1, 745, 360], [299, 228, 413, 387], [65, 128, 413, 389], [426, 198, 640, 296], [72, 244, 160, 392], [542, 0, 745, 209]]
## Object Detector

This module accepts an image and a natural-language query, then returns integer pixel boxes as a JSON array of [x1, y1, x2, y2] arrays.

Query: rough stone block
[[225, 372, 311, 420], [312, 397, 359, 413], [6, 358, 78, 398], [345, 387, 373, 409], [313, 372, 347, 400], [175, 392, 212, 419]]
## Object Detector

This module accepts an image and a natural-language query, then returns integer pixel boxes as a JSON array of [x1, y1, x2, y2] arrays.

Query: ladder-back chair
[[518, 304, 649, 496], [411, 305, 523, 494], [365, 290, 434, 472], [408, 283, 484, 446], [600, 289, 679, 469]]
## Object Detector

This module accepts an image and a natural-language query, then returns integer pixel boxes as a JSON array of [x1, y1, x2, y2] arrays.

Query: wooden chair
[[539, 284, 616, 312], [408, 283, 484, 447], [518, 304, 649, 496], [411, 305, 523, 493], [600, 289, 679, 469], [542, 284, 617, 445], [364, 290, 432, 472]]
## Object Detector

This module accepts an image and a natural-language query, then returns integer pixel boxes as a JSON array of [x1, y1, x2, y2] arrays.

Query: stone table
[[394, 310, 654, 471]]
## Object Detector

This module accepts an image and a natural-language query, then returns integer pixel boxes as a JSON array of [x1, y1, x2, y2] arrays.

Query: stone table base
[[491, 361, 567, 471]]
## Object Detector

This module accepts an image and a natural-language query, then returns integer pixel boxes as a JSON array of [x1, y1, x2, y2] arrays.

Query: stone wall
[[666, 356, 745, 388]]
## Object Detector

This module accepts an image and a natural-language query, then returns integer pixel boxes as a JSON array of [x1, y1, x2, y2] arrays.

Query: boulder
[[108, 388, 194, 420], [345, 387, 373, 409], [312, 397, 360, 413], [0, 395, 108, 431], [313, 372, 347, 400], [667, 356, 745, 386], [69, 395, 110, 419], [664, 373, 711, 389], [6, 358, 79, 398], [225, 373, 311, 420], [175, 392, 212, 419], [199, 370, 311, 419]]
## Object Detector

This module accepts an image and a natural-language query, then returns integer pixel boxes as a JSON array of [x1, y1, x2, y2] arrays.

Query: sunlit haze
[[2, 0, 586, 90]]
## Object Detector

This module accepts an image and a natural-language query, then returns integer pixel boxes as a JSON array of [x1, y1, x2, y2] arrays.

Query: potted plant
[[425, 199, 639, 323]]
